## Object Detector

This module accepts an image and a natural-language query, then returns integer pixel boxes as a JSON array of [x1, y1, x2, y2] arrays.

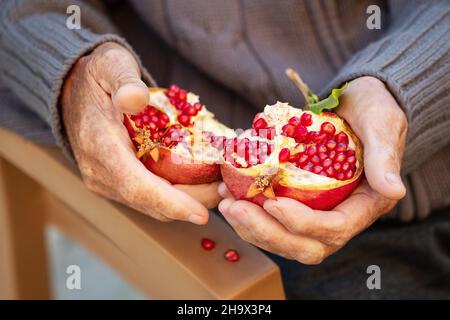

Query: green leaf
[[309, 83, 348, 115]]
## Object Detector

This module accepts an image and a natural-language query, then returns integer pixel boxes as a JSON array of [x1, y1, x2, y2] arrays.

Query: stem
[[285, 68, 319, 106]]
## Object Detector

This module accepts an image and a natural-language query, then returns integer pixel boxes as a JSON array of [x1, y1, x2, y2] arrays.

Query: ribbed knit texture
[[0, 0, 155, 156], [323, 0, 450, 175]]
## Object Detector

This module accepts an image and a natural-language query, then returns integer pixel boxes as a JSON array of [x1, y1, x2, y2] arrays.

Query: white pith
[[228, 101, 362, 186]]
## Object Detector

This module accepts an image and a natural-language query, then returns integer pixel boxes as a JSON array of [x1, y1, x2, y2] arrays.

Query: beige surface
[[0, 128, 285, 299]]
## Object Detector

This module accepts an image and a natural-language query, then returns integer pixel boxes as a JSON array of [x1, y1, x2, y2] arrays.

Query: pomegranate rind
[[124, 87, 229, 185], [221, 160, 362, 210]]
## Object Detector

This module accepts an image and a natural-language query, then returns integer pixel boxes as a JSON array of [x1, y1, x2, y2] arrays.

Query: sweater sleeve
[[323, 0, 450, 175], [0, 0, 155, 153]]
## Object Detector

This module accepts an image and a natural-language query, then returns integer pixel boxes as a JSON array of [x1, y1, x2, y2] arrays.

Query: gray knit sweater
[[0, 0, 449, 221]]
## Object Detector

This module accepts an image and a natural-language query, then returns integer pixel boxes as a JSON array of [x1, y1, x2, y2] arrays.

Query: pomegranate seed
[[259, 127, 275, 140], [320, 122, 336, 136], [317, 144, 327, 153], [148, 122, 157, 131], [333, 162, 341, 171], [282, 124, 296, 137], [288, 116, 301, 126], [336, 172, 345, 180], [319, 152, 328, 161], [328, 150, 336, 160], [141, 115, 150, 125], [147, 107, 158, 116], [296, 153, 309, 166], [267, 127, 276, 140], [134, 118, 143, 127], [336, 132, 349, 144], [347, 155, 356, 165], [279, 148, 291, 162], [336, 152, 346, 163], [326, 139, 337, 150], [224, 249, 240, 262], [342, 162, 350, 172], [151, 131, 159, 140], [313, 165, 323, 174], [150, 115, 159, 123], [167, 90, 176, 98], [302, 162, 314, 172], [253, 118, 268, 130], [160, 113, 169, 122], [201, 238, 215, 250], [306, 145, 317, 156], [178, 89, 187, 101], [178, 114, 191, 126], [300, 113, 313, 126], [157, 119, 167, 128], [311, 154, 320, 164], [168, 84, 179, 92], [193, 102, 203, 111], [347, 149, 355, 157], [185, 105, 199, 116], [294, 125, 308, 142], [163, 137, 173, 147], [325, 166, 335, 177], [345, 170, 354, 179], [336, 143, 347, 152], [322, 158, 332, 168], [314, 133, 328, 143], [169, 98, 176, 106]]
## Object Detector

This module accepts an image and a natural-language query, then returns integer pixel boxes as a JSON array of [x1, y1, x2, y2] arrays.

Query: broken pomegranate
[[219, 69, 363, 210], [123, 85, 234, 184]]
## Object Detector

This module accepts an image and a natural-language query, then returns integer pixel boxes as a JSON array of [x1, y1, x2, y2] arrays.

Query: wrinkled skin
[[62, 42, 221, 224], [219, 76, 408, 264]]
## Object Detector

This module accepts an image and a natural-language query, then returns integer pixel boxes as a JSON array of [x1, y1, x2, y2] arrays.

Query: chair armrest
[[0, 128, 285, 299]]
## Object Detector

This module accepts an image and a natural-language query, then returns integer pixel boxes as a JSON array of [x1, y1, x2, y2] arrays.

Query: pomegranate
[[219, 69, 363, 210], [201, 238, 216, 250], [224, 249, 240, 262], [124, 85, 234, 184]]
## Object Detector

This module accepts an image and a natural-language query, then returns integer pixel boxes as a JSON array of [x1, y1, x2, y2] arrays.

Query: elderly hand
[[218, 76, 408, 264], [62, 42, 221, 224]]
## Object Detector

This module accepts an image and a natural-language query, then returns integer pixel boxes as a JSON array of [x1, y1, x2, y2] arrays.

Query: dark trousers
[[271, 208, 450, 299]]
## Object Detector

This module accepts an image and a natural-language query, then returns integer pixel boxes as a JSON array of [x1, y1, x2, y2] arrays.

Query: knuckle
[[292, 243, 328, 265]]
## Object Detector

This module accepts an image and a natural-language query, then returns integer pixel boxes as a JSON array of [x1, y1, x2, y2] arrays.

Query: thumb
[[91, 42, 149, 114], [112, 77, 149, 115], [363, 139, 406, 200]]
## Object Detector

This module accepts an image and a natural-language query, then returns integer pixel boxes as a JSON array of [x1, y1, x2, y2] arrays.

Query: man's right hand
[[61, 42, 220, 224]]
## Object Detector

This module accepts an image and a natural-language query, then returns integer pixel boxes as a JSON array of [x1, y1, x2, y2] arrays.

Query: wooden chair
[[0, 128, 285, 299]]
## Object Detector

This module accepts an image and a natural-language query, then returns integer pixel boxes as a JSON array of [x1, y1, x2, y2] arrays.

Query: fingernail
[[188, 214, 205, 225], [385, 172, 403, 187], [217, 183, 228, 198]]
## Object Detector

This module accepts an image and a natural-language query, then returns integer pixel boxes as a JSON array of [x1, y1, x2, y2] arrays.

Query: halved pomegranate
[[220, 70, 364, 210], [124, 85, 234, 184]]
